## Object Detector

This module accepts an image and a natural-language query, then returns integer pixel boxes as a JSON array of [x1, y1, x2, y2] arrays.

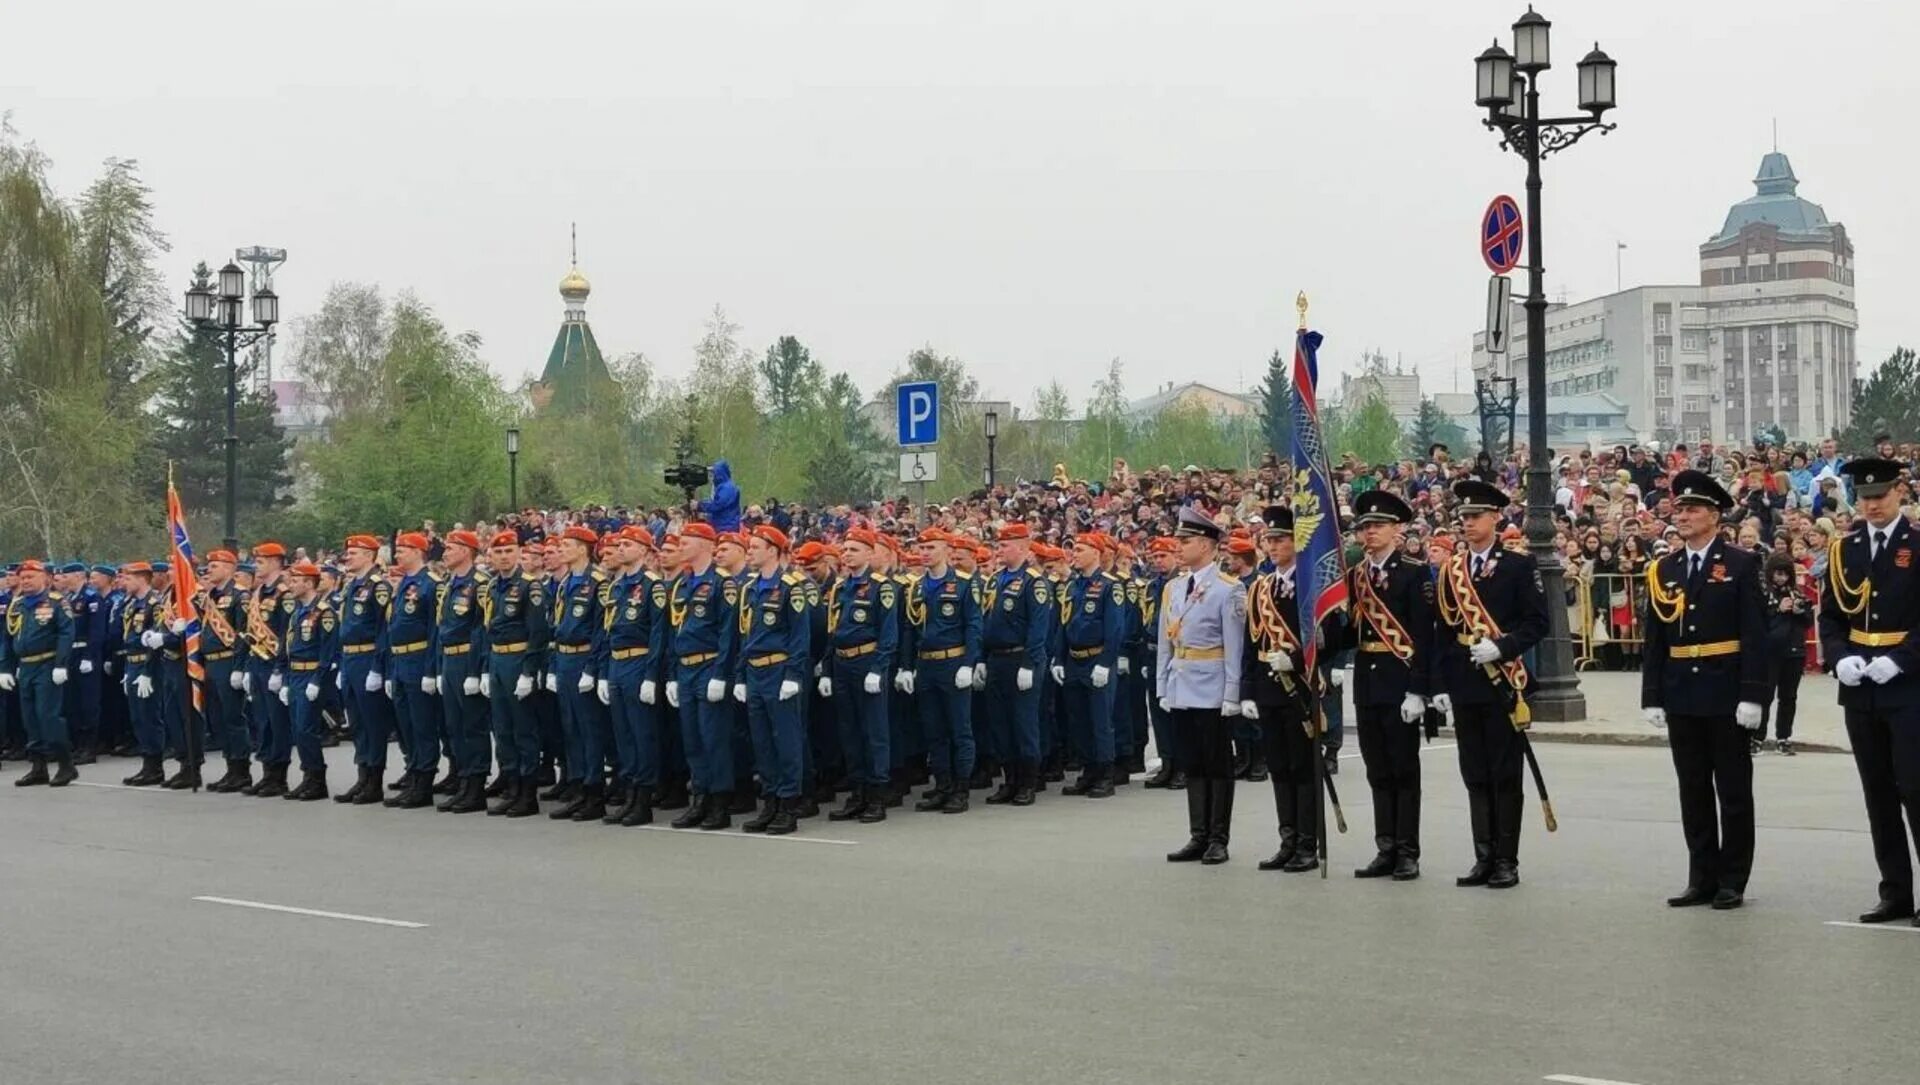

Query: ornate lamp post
[[185, 261, 279, 551]]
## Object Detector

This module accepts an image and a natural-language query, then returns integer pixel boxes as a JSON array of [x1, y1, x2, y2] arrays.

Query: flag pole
[[170, 463, 204, 790]]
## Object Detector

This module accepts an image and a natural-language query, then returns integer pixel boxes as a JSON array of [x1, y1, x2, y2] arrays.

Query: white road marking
[[193, 896, 427, 928], [1545, 1075, 1652, 1085], [635, 825, 858, 846], [1823, 920, 1920, 935]]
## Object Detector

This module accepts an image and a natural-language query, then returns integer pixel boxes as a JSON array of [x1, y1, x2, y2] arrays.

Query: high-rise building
[[1472, 151, 1856, 447]]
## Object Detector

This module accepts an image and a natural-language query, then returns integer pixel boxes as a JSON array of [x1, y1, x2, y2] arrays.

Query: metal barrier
[[1568, 569, 1821, 672]]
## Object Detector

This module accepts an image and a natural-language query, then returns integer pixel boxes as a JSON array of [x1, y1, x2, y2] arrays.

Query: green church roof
[[1710, 152, 1833, 243], [534, 263, 616, 412]]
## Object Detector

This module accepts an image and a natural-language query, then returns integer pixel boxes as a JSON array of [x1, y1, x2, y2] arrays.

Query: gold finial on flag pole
[[1296, 291, 1309, 331]]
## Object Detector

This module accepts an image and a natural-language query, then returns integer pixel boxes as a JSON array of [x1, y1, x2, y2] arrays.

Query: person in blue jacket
[[700, 460, 742, 533]]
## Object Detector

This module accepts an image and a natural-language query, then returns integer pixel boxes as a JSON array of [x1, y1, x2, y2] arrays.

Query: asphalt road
[[1, 743, 1911, 1085]]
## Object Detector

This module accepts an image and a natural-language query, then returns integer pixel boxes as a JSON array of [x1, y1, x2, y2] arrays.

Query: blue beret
[[321, 563, 341, 576], [58, 562, 87, 575], [238, 561, 257, 574], [91, 564, 116, 577], [152, 558, 173, 571]]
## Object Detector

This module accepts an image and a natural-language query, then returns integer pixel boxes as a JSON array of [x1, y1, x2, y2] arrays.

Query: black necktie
[[1185, 575, 1198, 601], [1874, 530, 1888, 561], [1690, 553, 1703, 583], [1472, 554, 1485, 578]]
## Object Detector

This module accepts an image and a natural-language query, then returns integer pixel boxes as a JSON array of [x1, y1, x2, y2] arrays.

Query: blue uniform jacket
[[828, 570, 897, 677], [984, 565, 1051, 672], [386, 568, 440, 678], [736, 568, 811, 687], [908, 568, 980, 667], [1060, 571, 1124, 683]]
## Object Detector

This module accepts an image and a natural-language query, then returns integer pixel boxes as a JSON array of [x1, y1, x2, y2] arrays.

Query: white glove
[[241, 672, 253, 694], [51, 667, 68, 686], [335, 672, 344, 690], [80, 659, 94, 675], [1330, 668, 1347, 688], [1016, 667, 1034, 691], [278, 686, 290, 706], [1091, 665, 1110, 689], [1262, 650, 1295, 674], [1866, 656, 1903, 685], [169, 618, 187, 634], [973, 663, 986, 688], [515, 675, 535, 700], [366, 670, 384, 694], [1469, 638, 1503, 665], [267, 672, 283, 693], [1643, 706, 1667, 729], [818, 676, 833, 697], [1051, 664, 1066, 685], [1835, 656, 1868, 686], [423, 676, 439, 695], [898, 670, 917, 695], [1118, 656, 1131, 675], [779, 679, 799, 701], [573, 671, 592, 694], [544, 672, 558, 693], [384, 679, 397, 699], [1221, 699, 1242, 717], [955, 666, 974, 690], [813, 662, 823, 678], [863, 672, 882, 695], [705, 678, 726, 702], [0, 672, 18, 692], [1158, 697, 1171, 712], [640, 680, 657, 705], [1735, 701, 1763, 729], [732, 682, 746, 703], [141, 630, 164, 649], [463, 676, 481, 696], [480, 673, 492, 698], [229, 670, 245, 691], [1432, 693, 1453, 715], [1399, 693, 1426, 724], [306, 682, 321, 702], [665, 680, 681, 708], [597, 679, 611, 705], [134, 675, 152, 698], [1240, 699, 1259, 718]]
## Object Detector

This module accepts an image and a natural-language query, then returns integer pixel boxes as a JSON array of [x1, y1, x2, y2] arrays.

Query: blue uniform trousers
[[890, 681, 920, 769], [17, 661, 69, 758], [204, 657, 248, 761], [607, 659, 660, 788], [676, 661, 733, 795], [438, 655, 491, 778], [831, 659, 889, 787], [732, 700, 754, 792], [917, 659, 975, 783], [1063, 678, 1116, 767], [339, 655, 394, 770], [288, 680, 328, 771], [807, 687, 842, 789], [534, 688, 564, 772], [551, 652, 607, 786], [126, 673, 164, 757], [985, 655, 1042, 768], [1039, 675, 1061, 762], [744, 670, 804, 799], [486, 651, 541, 778], [153, 657, 195, 764], [67, 669, 102, 751], [391, 665, 440, 775], [247, 658, 291, 766], [99, 665, 129, 751], [1110, 668, 1138, 762]]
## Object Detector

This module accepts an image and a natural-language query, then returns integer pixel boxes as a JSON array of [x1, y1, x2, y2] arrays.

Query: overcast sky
[[10, 0, 1912, 409]]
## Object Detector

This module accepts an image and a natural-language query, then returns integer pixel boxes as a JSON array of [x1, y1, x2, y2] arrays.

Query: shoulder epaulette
[[782, 570, 806, 586], [955, 569, 974, 581], [48, 590, 65, 602]]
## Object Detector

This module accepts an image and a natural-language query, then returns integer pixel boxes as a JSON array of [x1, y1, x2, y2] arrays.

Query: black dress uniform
[[1817, 459, 1920, 926], [1242, 506, 1321, 874], [1341, 490, 1435, 881], [1641, 470, 1769, 910], [1434, 480, 1548, 889]]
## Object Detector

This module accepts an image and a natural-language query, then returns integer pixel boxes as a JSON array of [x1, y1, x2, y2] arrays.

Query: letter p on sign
[[897, 381, 939, 446]]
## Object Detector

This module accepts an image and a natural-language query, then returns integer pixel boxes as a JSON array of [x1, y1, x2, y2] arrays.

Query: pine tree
[[1407, 396, 1468, 461], [1839, 347, 1919, 451], [1256, 348, 1291, 462]]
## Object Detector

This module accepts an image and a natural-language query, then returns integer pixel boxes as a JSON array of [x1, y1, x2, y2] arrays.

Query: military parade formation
[[3, 469, 1920, 926]]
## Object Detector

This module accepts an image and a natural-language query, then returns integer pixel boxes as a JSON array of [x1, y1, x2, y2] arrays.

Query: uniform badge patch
[[1899, 550, 1914, 569]]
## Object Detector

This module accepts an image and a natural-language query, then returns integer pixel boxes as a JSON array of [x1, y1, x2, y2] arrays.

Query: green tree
[[289, 281, 388, 417], [1072, 358, 1131, 478], [1132, 400, 1239, 472], [1256, 349, 1292, 462], [801, 431, 880, 505], [1407, 396, 1468, 461], [1838, 347, 1919, 451], [1341, 395, 1402, 466], [759, 335, 823, 419]]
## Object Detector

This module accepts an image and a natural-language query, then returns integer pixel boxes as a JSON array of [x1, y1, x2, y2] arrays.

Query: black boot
[[1112, 761, 1132, 787], [1062, 767, 1095, 796], [163, 762, 202, 790], [285, 767, 328, 801], [445, 775, 488, 814], [857, 784, 888, 823], [1392, 786, 1422, 881], [602, 782, 634, 824], [620, 786, 656, 826], [483, 772, 512, 798], [1167, 778, 1210, 862], [914, 776, 951, 812], [238, 762, 266, 795], [1143, 763, 1176, 789], [538, 776, 571, 802], [969, 764, 995, 791], [1456, 789, 1495, 887], [432, 767, 459, 796], [700, 792, 733, 830], [827, 788, 868, 822], [396, 771, 434, 809], [1009, 763, 1037, 806], [335, 766, 369, 804], [1259, 827, 1299, 872], [548, 780, 588, 820], [670, 793, 709, 829], [253, 764, 289, 798], [743, 795, 780, 832], [793, 793, 819, 819], [1244, 749, 1268, 783], [504, 776, 540, 818], [570, 783, 607, 822], [382, 770, 415, 807], [533, 763, 557, 788], [488, 776, 520, 816], [941, 780, 970, 814], [1356, 786, 1396, 877], [122, 755, 163, 786], [50, 756, 78, 787], [1168, 770, 1188, 790], [1086, 762, 1115, 798], [766, 797, 798, 835], [350, 766, 385, 804], [1488, 787, 1523, 889], [1202, 777, 1234, 864]]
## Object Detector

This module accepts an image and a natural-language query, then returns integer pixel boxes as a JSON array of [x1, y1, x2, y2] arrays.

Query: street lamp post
[[983, 410, 999, 490], [506, 427, 521, 511], [185, 261, 278, 552], [1475, 6, 1616, 722]]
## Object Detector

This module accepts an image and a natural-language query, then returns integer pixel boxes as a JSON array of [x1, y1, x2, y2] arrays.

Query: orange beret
[[998, 523, 1030, 540], [205, 549, 237, 565], [394, 532, 429, 553], [561, 525, 598, 545], [916, 528, 950, 545], [621, 525, 656, 548], [879, 533, 903, 554], [1500, 525, 1524, 540], [753, 525, 790, 551], [662, 533, 682, 547], [844, 528, 878, 547], [974, 545, 991, 560], [118, 561, 152, 575], [1226, 536, 1257, 556], [793, 541, 829, 563], [288, 562, 322, 579], [252, 541, 287, 559], [681, 523, 717, 542], [1119, 544, 1136, 559], [344, 534, 380, 552], [716, 531, 748, 550], [1073, 533, 1103, 551], [1149, 537, 1178, 554]]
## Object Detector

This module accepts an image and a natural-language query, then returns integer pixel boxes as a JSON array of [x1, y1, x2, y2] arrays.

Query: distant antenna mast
[[235, 246, 287, 389]]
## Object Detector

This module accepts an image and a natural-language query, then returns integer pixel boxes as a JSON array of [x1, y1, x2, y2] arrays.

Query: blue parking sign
[[897, 381, 939, 446]]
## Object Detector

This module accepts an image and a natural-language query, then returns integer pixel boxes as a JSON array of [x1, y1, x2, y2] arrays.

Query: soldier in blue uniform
[[1037, 544, 1069, 784], [824, 528, 898, 823], [276, 562, 337, 800], [798, 541, 843, 807], [1820, 458, 1920, 927], [198, 548, 254, 793], [982, 524, 1050, 807], [96, 564, 130, 758], [483, 531, 550, 818], [904, 529, 980, 814], [716, 533, 759, 814], [1, 559, 78, 786], [1141, 539, 1180, 788], [1057, 533, 1124, 798], [1116, 543, 1153, 782], [596, 527, 664, 825], [1641, 469, 1768, 910], [117, 563, 167, 785], [1342, 490, 1436, 882], [1157, 509, 1248, 864], [333, 535, 396, 805], [430, 530, 492, 813], [732, 525, 811, 834], [535, 542, 570, 791], [666, 522, 740, 830], [382, 532, 442, 808], [63, 562, 109, 763], [1433, 481, 1548, 889], [546, 525, 612, 823], [243, 542, 295, 797]]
